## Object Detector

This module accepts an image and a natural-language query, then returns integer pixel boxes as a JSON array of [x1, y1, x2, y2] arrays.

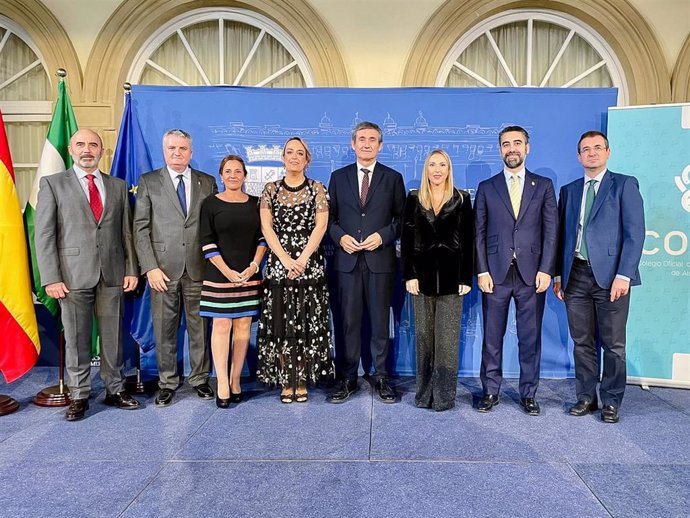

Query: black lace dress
[[256, 178, 335, 388]]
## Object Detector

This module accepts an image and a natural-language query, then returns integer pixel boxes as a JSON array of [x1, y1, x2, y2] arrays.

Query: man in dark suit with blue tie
[[475, 126, 558, 415], [554, 130, 645, 423], [328, 121, 406, 403]]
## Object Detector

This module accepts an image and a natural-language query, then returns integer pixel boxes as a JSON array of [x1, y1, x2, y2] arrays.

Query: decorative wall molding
[[671, 33, 690, 103]]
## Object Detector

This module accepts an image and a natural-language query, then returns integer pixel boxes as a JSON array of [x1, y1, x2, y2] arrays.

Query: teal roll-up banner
[[608, 103, 690, 388]]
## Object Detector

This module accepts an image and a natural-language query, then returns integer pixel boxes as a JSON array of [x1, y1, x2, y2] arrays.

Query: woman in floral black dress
[[257, 137, 334, 403]]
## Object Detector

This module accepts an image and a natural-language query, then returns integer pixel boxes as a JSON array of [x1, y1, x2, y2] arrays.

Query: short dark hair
[[352, 121, 383, 143], [498, 125, 529, 145], [577, 130, 609, 153], [218, 154, 247, 176]]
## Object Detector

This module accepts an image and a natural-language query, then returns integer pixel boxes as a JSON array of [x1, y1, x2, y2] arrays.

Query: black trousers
[[480, 263, 545, 399], [336, 254, 394, 382], [564, 259, 630, 408]]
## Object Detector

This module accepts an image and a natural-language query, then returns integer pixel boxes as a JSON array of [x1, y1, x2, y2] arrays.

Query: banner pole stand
[[124, 342, 157, 395], [33, 331, 70, 407]]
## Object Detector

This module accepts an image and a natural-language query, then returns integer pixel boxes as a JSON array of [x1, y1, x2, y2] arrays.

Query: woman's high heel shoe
[[230, 392, 243, 403], [216, 394, 231, 408]]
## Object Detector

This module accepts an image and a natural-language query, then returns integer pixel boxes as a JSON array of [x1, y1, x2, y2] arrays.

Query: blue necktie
[[580, 179, 597, 260], [176, 174, 187, 216]]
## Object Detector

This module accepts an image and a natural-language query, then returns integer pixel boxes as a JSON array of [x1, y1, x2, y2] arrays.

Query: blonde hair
[[418, 149, 454, 210], [282, 136, 312, 167]]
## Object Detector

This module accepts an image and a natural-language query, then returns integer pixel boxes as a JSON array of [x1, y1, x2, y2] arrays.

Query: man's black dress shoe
[[216, 395, 231, 409], [104, 392, 141, 409], [476, 394, 499, 412], [601, 404, 619, 423], [520, 397, 541, 416], [375, 379, 397, 403], [329, 380, 358, 403], [65, 398, 89, 421], [193, 383, 214, 400], [155, 388, 175, 406], [569, 398, 598, 416]]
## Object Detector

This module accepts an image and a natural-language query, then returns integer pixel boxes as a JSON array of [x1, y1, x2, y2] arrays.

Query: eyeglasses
[[579, 145, 607, 154]]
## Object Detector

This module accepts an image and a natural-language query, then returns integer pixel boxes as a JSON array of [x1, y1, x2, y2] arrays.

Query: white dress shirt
[[503, 167, 525, 198], [575, 168, 607, 258], [357, 160, 377, 196], [167, 165, 192, 211], [74, 164, 106, 207]]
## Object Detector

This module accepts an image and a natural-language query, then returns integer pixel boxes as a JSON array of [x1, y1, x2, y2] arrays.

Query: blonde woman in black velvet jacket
[[401, 149, 474, 411]]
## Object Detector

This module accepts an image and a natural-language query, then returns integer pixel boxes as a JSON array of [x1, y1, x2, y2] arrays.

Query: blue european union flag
[[111, 92, 156, 355]]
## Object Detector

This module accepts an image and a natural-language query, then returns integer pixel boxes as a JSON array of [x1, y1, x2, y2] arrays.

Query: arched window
[[403, 1, 669, 104], [436, 10, 628, 104], [127, 8, 313, 87], [0, 15, 51, 206]]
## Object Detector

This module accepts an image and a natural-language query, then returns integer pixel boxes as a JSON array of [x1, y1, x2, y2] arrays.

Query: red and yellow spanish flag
[[0, 109, 40, 382]]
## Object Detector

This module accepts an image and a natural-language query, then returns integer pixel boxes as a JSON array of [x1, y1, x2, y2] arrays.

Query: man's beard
[[77, 156, 99, 168], [503, 153, 523, 169]]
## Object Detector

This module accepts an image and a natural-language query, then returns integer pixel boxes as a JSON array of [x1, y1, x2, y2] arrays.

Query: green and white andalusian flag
[[24, 78, 78, 319]]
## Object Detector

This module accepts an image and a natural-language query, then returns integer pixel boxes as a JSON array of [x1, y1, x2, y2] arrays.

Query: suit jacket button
[[361, 213, 365, 217]]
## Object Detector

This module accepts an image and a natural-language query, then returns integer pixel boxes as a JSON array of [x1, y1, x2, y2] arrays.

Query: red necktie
[[360, 168, 370, 207], [86, 174, 103, 222]]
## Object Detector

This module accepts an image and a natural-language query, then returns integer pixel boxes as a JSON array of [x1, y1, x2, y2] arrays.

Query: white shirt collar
[[73, 164, 102, 179], [584, 168, 607, 183], [167, 165, 191, 179], [356, 161, 377, 174], [503, 167, 525, 182]]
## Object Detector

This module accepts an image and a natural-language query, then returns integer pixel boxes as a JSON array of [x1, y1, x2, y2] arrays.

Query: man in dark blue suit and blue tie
[[475, 126, 558, 415], [328, 121, 406, 403], [554, 131, 645, 424]]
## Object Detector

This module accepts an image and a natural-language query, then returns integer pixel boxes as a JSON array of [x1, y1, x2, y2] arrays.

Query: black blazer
[[401, 188, 474, 296], [328, 162, 406, 273]]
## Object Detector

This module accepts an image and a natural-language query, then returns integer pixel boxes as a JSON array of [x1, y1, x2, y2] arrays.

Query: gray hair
[[352, 121, 383, 143], [162, 128, 192, 148]]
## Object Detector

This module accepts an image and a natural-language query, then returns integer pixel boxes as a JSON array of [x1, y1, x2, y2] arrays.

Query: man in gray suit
[[36, 129, 140, 421], [134, 129, 217, 406]]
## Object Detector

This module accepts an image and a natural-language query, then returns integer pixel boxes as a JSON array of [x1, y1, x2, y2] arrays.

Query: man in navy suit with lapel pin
[[554, 130, 645, 424], [475, 125, 558, 415], [134, 129, 217, 406], [328, 121, 406, 403], [36, 129, 140, 420]]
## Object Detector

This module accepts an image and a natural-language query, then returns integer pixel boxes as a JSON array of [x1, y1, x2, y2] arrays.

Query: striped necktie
[[580, 179, 598, 260], [360, 168, 370, 207], [176, 174, 187, 216], [509, 174, 521, 218]]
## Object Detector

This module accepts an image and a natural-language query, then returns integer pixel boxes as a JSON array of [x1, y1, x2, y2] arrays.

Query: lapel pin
[[531, 181, 535, 186]]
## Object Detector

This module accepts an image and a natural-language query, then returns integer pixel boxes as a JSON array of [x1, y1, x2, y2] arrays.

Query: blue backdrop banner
[[128, 85, 617, 377]]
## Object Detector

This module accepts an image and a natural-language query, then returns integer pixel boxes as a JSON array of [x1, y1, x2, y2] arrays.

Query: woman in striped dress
[[199, 154, 267, 408]]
